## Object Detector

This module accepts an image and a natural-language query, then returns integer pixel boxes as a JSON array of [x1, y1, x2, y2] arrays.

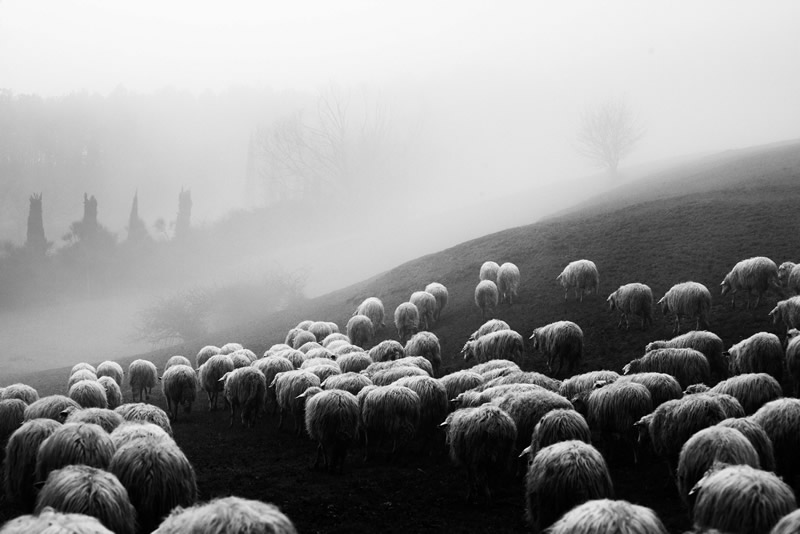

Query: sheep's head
[[634, 413, 654, 450], [720, 277, 732, 296], [528, 331, 540, 350], [657, 296, 669, 315], [460, 341, 474, 361], [622, 362, 633, 375], [768, 305, 780, 324], [606, 294, 617, 311]]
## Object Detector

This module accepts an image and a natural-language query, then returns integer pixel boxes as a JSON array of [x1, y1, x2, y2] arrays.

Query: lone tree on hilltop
[[576, 98, 645, 176], [25, 193, 47, 258]]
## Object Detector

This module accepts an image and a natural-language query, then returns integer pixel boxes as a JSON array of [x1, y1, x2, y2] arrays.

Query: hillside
[[4, 139, 800, 533]]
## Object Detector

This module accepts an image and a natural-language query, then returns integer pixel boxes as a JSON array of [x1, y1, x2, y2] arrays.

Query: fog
[[1, 1, 800, 374]]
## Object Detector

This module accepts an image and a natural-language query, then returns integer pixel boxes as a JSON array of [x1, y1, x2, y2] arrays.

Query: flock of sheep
[[4, 254, 800, 533]]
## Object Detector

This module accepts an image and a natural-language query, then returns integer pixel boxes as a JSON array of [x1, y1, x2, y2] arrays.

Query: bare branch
[[575, 98, 645, 175]]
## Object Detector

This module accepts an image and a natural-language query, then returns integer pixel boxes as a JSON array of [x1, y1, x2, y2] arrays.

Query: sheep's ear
[[622, 363, 631, 375], [218, 372, 231, 383], [518, 445, 531, 458]]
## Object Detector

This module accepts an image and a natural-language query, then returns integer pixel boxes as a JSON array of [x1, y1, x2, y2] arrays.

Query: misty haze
[[1, 1, 800, 532]]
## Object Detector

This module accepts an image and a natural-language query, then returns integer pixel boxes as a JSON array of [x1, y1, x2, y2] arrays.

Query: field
[[3, 140, 800, 532]]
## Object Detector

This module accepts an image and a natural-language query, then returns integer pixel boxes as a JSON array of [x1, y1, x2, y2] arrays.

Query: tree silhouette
[[576, 99, 645, 176]]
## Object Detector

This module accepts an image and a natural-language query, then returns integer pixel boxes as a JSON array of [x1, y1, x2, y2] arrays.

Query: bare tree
[[576, 98, 645, 176]]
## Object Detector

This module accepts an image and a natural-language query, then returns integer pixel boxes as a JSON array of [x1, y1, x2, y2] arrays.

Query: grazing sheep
[[364, 342, 401, 365], [160, 364, 198, 422], [425, 282, 449, 322], [439, 370, 484, 403], [676, 426, 760, 512], [646, 330, 727, 380], [394, 375, 449, 449], [220, 367, 267, 428], [479, 261, 500, 282], [470, 359, 520, 377], [67, 369, 98, 391], [198, 354, 234, 411], [496, 262, 520, 305], [296, 320, 313, 330], [530, 321, 583, 377], [4, 418, 62, 510], [409, 291, 437, 331], [548, 499, 668, 534], [109, 421, 173, 450], [558, 370, 620, 399], [524, 440, 614, 534], [292, 330, 317, 350], [442, 404, 517, 502], [769, 296, 800, 332], [0, 398, 26, 450], [152, 496, 297, 534], [284, 328, 304, 348], [97, 376, 122, 410], [616, 373, 682, 408], [308, 321, 334, 342], [354, 297, 386, 331], [71, 362, 97, 375], [453, 383, 543, 409], [273, 370, 321, 434], [778, 260, 797, 286], [607, 283, 653, 330], [720, 256, 780, 308], [469, 319, 510, 341], [0, 383, 39, 404], [556, 259, 599, 302], [692, 464, 797, 534], [109, 435, 198, 533], [710, 373, 782, 415], [298, 342, 324, 356], [478, 370, 560, 393], [304, 347, 336, 361], [370, 366, 428, 386], [404, 331, 442, 377], [489, 387, 574, 451], [275, 349, 306, 369], [394, 302, 420, 344], [35, 422, 115, 485], [336, 352, 373, 374], [23, 395, 80, 422], [462, 329, 524, 364], [322, 333, 350, 348], [195, 345, 221, 368], [523, 408, 591, 461], [68, 380, 108, 409], [164, 355, 192, 371], [474, 280, 499, 319], [219, 342, 244, 355], [752, 398, 800, 489], [717, 417, 776, 472], [702, 391, 746, 418], [229, 351, 253, 369], [252, 356, 294, 414], [332, 343, 363, 356], [114, 403, 173, 436], [299, 388, 360, 472], [35, 464, 137, 534], [64, 408, 124, 434], [623, 347, 710, 389], [657, 281, 712, 334], [727, 332, 784, 382], [95, 361, 124, 386], [0, 509, 114, 533], [128, 359, 157, 403], [322, 372, 373, 396], [362, 355, 434, 378], [346, 314, 375, 349], [360, 385, 421, 460], [772, 509, 800, 534]]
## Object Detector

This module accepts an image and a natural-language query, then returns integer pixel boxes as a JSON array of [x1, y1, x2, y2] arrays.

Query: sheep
[[298, 388, 360, 472], [360, 385, 421, 460], [333, 352, 370, 375], [284, 328, 304, 347], [657, 281, 712, 334], [109, 421, 173, 450], [409, 291, 437, 331], [197, 354, 234, 411], [369, 340, 405, 363], [308, 321, 334, 342], [676, 425, 761, 512], [322, 333, 350, 348], [67, 369, 98, 391], [301, 358, 341, 382], [616, 373, 682, 408], [530, 321, 583, 377], [393, 302, 420, 344], [252, 356, 294, 414], [548, 499, 669, 534], [607, 283, 653, 330], [220, 366, 266, 428], [772, 509, 800, 534], [692, 464, 797, 534], [370, 366, 428, 386], [109, 435, 198, 533], [727, 331, 784, 382], [524, 440, 614, 534], [362, 355, 434, 378], [114, 403, 173, 436], [709, 373, 782, 415], [558, 370, 620, 399], [304, 347, 335, 361], [34, 464, 138, 534], [623, 347, 710, 389], [462, 329, 524, 364], [439, 370, 484, 403], [24, 395, 81, 422], [229, 351, 253, 369], [195, 345, 221, 368], [453, 383, 544, 410], [474, 280, 499, 319], [68, 379, 108, 409], [297, 342, 324, 355], [275, 348, 306, 369], [556, 259, 599, 302], [219, 342, 244, 354], [35, 422, 115, 485], [786, 264, 800, 296], [152, 496, 297, 534], [95, 361, 124, 386], [752, 398, 800, 489], [272, 370, 321, 435], [425, 282, 448, 322], [470, 359, 520, 377], [496, 262, 520, 305], [0, 383, 39, 404], [346, 314, 375, 349], [769, 296, 800, 332], [404, 331, 442, 377], [4, 418, 62, 510], [295, 320, 313, 330], [355, 297, 386, 330], [159, 364, 197, 422], [393, 375, 449, 450], [96, 376, 122, 410], [71, 362, 97, 375], [477, 370, 560, 393], [522, 408, 591, 461], [292, 330, 317, 350], [479, 260, 500, 282], [64, 408, 125, 434], [128, 359, 157, 403], [701, 391, 746, 419], [322, 372, 373, 396], [720, 256, 780, 308], [468, 319, 510, 342], [488, 387, 574, 452], [0, 508, 114, 533], [0, 398, 26, 451], [442, 404, 517, 502], [717, 417, 776, 472], [331, 343, 363, 356], [646, 330, 727, 380]]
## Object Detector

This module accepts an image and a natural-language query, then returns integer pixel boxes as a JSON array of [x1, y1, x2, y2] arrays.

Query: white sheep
[[787, 335, 800, 396], [63, 408, 124, 434], [783, 263, 800, 295], [220, 366, 267, 428], [606, 283, 653, 330], [393, 375, 449, 449], [404, 331, 442, 377], [360, 385, 421, 461], [67, 369, 98, 391], [23, 395, 80, 422], [197, 354, 234, 411], [252, 356, 294, 414], [308, 321, 334, 342], [369, 340, 405, 362], [3, 418, 62, 509], [727, 332, 784, 383], [354, 297, 385, 330], [393, 302, 420, 344], [219, 342, 244, 355], [496, 262, 520, 305], [623, 347, 710, 389], [468, 319, 510, 341], [462, 329, 524, 364], [479, 261, 500, 282], [114, 403, 173, 436], [68, 380, 108, 410], [70, 362, 96, 375], [298, 388, 360, 472], [95, 361, 124, 386], [346, 314, 375, 349], [0, 383, 39, 404], [110, 421, 173, 450], [291, 330, 317, 350], [721, 256, 780, 308], [0, 399, 26, 451], [556, 259, 599, 302], [362, 356, 434, 379], [657, 281, 712, 334], [474, 280, 499, 320], [272, 370, 321, 435], [529, 321, 584, 376], [164, 355, 192, 371], [128, 359, 157, 403], [410, 291, 437, 331], [438, 370, 485, 403], [336, 352, 374, 374], [35, 422, 116, 486], [548, 499, 668, 534], [769, 296, 800, 332], [96, 376, 122, 411], [645, 330, 727, 380], [195, 345, 221, 368], [322, 372, 373, 396], [425, 282, 449, 322], [152, 496, 297, 534], [160, 364, 197, 422], [0, 509, 114, 533]]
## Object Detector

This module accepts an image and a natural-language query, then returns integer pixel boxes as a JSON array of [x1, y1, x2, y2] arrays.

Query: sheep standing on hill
[[623, 347, 710, 389], [197, 354, 234, 411], [497, 262, 520, 305], [479, 261, 500, 282], [68, 380, 108, 410], [35, 422, 116, 485], [410, 291, 437, 331], [369, 340, 405, 362], [530, 321, 583, 377], [4, 418, 62, 509], [556, 259, 599, 302], [195, 345, 221, 369], [114, 403, 173, 435], [298, 388, 360, 472], [474, 280, 499, 320], [425, 282, 448, 322], [727, 332, 784, 383], [646, 330, 726, 380], [161, 364, 197, 422], [64, 408, 124, 434], [165, 355, 192, 370], [522, 409, 591, 461], [273, 370, 321, 435], [769, 296, 800, 332], [128, 359, 158, 403], [784, 264, 800, 296], [657, 281, 712, 334], [252, 357, 294, 414], [95, 361, 124, 386], [439, 371, 484, 403], [68, 369, 97, 391], [0, 399, 26, 450], [469, 319, 510, 341], [393, 302, 419, 344], [221, 367, 267, 428], [548, 499, 668, 534], [405, 331, 442, 377], [462, 329, 524, 364], [360, 385, 421, 461], [710, 373, 783, 415], [616, 373, 682, 408], [607, 283, 653, 330], [1, 383, 39, 405], [346, 314, 374, 349], [558, 370, 620, 399], [308, 321, 334, 343], [1, 509, 114, 533], [721, 256, 780, 308], [354, 297, 385, 330], [23, 395, 80, 422], [751, 398, 800, 489]]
